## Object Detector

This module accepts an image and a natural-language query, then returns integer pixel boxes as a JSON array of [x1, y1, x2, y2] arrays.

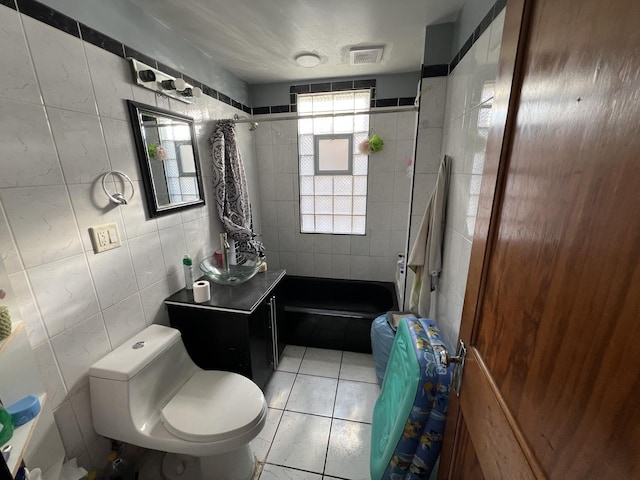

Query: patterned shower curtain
[[210, 120, 264, 256]]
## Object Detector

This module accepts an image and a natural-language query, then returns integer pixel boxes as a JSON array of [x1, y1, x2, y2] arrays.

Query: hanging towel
[[407, 155, 451, 318], [210, 120, 264, 255]]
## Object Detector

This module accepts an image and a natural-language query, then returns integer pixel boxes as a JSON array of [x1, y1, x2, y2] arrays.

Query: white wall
[[405, 75, 448, 310], [255, 111, 417, 282], [436, 9, 505, 350], [38, 0, 250, 103], [0, 3, 258, 469]]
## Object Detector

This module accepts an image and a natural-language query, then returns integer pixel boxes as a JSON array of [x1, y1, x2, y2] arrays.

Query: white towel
[[408, 155, 451, 318]]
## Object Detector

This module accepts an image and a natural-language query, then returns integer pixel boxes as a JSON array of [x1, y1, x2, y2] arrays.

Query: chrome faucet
[[219, 233, 230, 271]]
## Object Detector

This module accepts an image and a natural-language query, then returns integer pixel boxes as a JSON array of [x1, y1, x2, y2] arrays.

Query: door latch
[[439, 340, 466, 396]]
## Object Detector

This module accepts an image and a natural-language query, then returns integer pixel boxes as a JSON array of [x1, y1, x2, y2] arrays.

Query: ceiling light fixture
[[181, 87, 203, 98], [161, 78, 187, 91], [295, 53, 321, 68], [129, 58, 199, 104]]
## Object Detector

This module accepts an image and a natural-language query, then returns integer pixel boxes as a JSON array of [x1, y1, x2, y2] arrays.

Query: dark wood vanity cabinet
[[164, 269, 285, 391]]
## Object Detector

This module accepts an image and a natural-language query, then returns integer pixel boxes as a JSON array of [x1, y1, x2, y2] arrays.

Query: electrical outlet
[[89, 223, 121, 253], [98, 231, 109, 247]]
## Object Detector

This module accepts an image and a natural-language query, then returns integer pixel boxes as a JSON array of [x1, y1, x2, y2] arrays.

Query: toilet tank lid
[[89, 324, 181, 381]]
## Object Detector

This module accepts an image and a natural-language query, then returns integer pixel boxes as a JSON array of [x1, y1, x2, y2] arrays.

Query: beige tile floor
[[252, 346, 380, 480]]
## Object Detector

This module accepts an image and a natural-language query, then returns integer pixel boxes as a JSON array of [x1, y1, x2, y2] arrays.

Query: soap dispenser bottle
[[183, 255, 194, 290]]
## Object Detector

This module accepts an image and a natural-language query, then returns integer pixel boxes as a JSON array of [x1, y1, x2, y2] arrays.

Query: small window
[[297, 90, 370, 235], [315, 134, 353, 175]]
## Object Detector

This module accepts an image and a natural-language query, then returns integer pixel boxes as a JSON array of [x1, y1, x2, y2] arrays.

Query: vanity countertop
[[164, 268, 286, 314]]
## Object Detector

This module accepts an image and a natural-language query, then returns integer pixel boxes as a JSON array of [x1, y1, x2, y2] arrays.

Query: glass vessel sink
[[199, 252, 263, 285]]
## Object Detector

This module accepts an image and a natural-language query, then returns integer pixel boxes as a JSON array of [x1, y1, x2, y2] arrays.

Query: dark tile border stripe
[[80, 23, 123, 57], [253, 79, 381, 116], [310, 82, 331, 93], [156, 62, 182, 80], [375, 98, 399, 108], [398, 97, 416, 106], [0, 0, 16, 10], [422, 0, 506, 78], [270, 105, 290, 114], [17, 0, 79, 37], [290, 84, 310, 94], [422, 64, 449, 78], [182, 75, 201, 89], [11, 0, 248, 111], [354, 79, 376, 89], [202, 85, 218, 100], [458, 35, 474, 62], [9, 0, 503, 114], [451, 0, 505, 74], [475, 5, 495, 42], [124, 46, 157, 70], [332, 80, 354, 91]]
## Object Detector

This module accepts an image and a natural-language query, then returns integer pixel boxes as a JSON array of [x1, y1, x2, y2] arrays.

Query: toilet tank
[[89, 325, 198, 441]]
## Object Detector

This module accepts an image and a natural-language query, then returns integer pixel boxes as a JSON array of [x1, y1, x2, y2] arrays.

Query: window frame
[[296, 89, 371, 235], [314, 133, 354, 176]]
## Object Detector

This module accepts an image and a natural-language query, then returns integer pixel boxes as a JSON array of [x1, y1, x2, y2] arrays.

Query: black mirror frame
[[126, 99, 206, 218]]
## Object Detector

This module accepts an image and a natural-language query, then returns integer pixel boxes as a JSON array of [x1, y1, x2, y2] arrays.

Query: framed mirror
[[127, 100, 205, 217]]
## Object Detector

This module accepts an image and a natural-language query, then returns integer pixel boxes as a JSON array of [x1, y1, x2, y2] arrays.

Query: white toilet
[[89, 324, 267, 480]]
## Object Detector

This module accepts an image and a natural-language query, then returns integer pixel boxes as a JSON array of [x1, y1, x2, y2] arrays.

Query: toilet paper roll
[[193, 280, 211, 303]]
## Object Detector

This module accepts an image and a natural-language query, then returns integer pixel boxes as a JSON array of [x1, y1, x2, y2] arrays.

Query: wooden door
[[440, 0, 640, 478]]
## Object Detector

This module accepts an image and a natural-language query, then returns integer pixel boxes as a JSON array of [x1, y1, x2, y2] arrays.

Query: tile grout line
[[264, 347, 375, 479], [321, 350, 344, 478], [257, 346, 305, 478]]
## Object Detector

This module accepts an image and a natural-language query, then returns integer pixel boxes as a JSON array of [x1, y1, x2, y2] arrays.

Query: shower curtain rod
[[232, 106, 418, 124]]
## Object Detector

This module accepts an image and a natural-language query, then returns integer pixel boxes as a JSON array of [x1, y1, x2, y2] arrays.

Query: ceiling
[[127, 0, 464, 85]]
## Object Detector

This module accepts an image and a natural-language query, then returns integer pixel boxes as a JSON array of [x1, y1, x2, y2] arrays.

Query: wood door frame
[[439, 0, 540, 477]]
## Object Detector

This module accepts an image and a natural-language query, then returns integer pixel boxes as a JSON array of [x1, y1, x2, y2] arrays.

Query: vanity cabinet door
[[166, 301, 278, 390], [166, 305, 252, 375], [248, 298, 275, 390]]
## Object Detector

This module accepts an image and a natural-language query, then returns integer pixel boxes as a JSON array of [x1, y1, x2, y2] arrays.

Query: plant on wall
[[358, 134, 384, 154], [147, 143, 167, 161], [0, 306, 11, 341]]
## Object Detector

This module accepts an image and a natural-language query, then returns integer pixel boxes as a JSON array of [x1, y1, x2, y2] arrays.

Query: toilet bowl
[[89, 324, 267, 480]]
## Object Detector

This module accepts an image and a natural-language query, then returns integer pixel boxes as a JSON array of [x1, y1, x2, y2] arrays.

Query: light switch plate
[[89, 223, 121, 253]]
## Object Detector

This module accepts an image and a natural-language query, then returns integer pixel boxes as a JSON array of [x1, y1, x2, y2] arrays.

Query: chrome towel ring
[[102, 171, 135, 205]]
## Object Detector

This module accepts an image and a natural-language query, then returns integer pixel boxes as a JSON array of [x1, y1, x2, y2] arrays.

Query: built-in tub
[[279, 275, 398, 353]]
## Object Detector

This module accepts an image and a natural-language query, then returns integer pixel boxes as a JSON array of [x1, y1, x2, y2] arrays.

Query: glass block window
[[156, 120, 197, 204], [297, 90, 370, 235]]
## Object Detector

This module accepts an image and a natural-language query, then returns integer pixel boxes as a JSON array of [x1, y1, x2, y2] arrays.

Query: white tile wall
[[435, 10, 506, 350], [255, 111, 417, 282], [0, 4, 260, 469], [403, 76, 448, 309]]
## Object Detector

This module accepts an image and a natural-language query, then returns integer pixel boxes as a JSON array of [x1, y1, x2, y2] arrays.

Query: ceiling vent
[[349, 47, 384, 65]]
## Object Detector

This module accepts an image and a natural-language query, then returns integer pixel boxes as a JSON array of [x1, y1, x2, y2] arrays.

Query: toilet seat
[[161, 370, 266, 443]]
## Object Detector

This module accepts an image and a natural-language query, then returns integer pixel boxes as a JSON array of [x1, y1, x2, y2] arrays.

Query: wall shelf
[[5, 393, 47, 477], [0, 321, 24, 357]]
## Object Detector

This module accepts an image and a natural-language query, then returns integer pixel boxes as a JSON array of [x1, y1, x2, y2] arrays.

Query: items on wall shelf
[[101, 171, 135, 206], [129, 58, 202, 104]]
